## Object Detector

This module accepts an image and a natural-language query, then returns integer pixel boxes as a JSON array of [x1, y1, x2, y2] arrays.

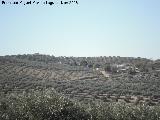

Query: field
[[1, 54, 160, 119]]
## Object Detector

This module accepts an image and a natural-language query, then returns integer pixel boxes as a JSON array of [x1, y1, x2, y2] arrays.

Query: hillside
[[0, 54, 160, 105]]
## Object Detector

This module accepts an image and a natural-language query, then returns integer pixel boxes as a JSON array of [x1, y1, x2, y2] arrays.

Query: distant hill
[[0, 54, 160, 105]]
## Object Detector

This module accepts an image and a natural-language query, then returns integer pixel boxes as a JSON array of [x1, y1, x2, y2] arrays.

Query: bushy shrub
[[87, 102, 160, 120], [0, 89, 90, 120], [1, 89, 160, 120]]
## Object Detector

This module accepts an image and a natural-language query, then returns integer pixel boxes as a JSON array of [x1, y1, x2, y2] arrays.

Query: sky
[[0, 0, 160, 59]]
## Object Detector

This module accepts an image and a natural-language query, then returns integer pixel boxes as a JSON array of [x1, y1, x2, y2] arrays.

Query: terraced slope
[[1, 55, 160, 106], [0, 56, 104, 94]]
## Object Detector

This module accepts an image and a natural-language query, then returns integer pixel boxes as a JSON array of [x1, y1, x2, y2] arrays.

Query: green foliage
[[1, 89, 160, 120], [1, 54, 160, 119], [104, 64, 111, 72], [0, 89, 90, 120], [80, 60, 88, 67], [87, 102, 160, 120]]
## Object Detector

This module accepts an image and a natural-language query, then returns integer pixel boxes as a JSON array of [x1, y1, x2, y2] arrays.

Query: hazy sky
[[0, 0, 160, 59]]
